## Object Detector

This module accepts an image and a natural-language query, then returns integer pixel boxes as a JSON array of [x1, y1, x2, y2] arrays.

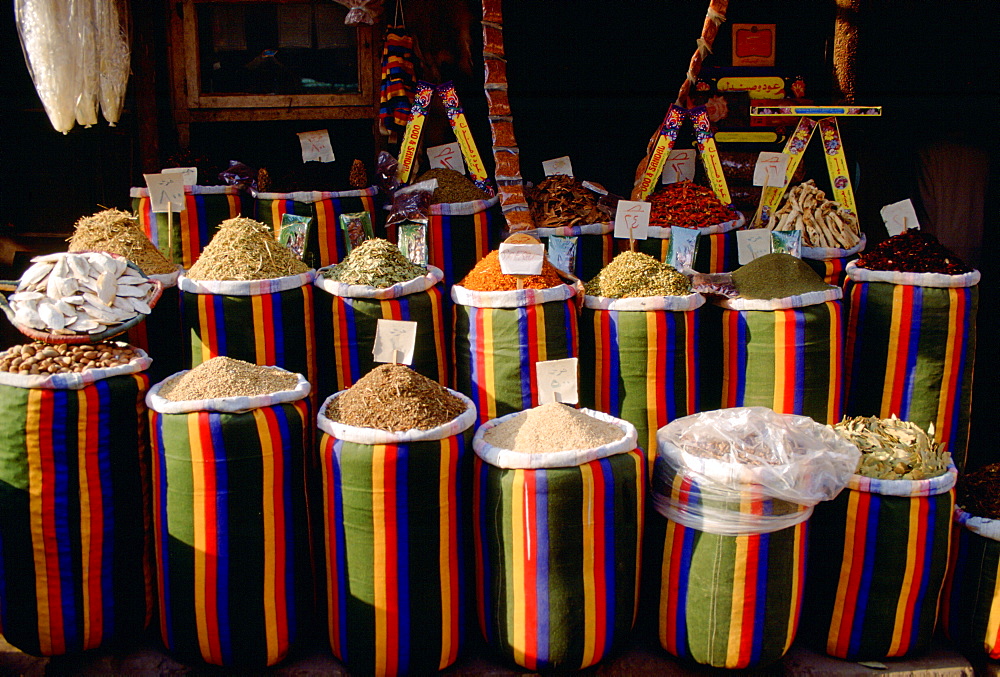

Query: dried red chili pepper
[[855, 229, 971, 275], [647, 180, 738, 230]]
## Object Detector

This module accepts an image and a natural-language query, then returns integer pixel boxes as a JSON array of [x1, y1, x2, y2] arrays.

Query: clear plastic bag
[[386, 179, 436, 233], [16, 0, 79, 133], [96, 0, 130, 126], [332, 0, 383, 25]]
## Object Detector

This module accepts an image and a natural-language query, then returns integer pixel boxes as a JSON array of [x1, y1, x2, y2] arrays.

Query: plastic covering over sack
[[332, 0, 382, 25]]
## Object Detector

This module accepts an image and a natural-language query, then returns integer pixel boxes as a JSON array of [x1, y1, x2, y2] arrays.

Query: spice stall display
[[452, 252, 579, 424], [473, 403, 644, 670], [313, 239, 448, 400], [649, 408, 859, 669], [317, 365, 477, 676], [844, 230, 978, 469], [424, 192, 503, 288], [802, 416, 955, 660], [578, 251, 703, 470]]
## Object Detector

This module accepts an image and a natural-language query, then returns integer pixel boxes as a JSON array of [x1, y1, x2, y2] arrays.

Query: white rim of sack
[[712, 286, 842, 311], [583, 292, 705, 312], [646, 211, 745, 238], [801, 233, 867, 260], [846, 462, 957, 497], [253, 185, 379, 201], [178, 270, 315, 295], [955, 506, 1000, 542], [845, 260, 980, 288], [313, 265, 443, 299], [428, 194, 500, 215], [451, 282, 577, 309], [147, 266, 183, 288], [130, 185, 242, 197], [522, 221, 613, 237], [146, 367, 311, 414], [316, 388, 477, 443], [0, 346, 151, 390]]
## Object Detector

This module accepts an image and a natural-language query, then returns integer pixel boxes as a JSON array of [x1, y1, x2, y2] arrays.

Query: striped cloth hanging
[[378, 25, 416, 137]]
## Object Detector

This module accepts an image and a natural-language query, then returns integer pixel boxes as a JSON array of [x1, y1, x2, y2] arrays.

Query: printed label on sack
[[668, 226, 699, 271], [536, 357, 579, 405], [542, 156, 574, 177], [880, 198, 921, 236], [373, 319, 417, 365], [737, 229, 772, 264], [498, 242, 545, 275], [163, 166, 197, 186], [753, 152, 791, 187], [661, 149, 696, 184], [614, 200, 651, 241], [143, 173, 185, 212], [297, 130, 335, 163], [427, 142, 465, 174]]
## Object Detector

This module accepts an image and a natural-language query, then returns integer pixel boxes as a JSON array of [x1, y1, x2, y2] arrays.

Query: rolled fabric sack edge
[[955, 506, 1000, 540], [845, 260, 980, 288], [647, 211, 745, 238], [429, 195, 500, 216], [802, 233, 866, 261], [583, 292, 705, 312], [451, 282, 577, 309], [178, 270, 316, 295], [712, 287, 842, 311], [845, 463, 957, 498], [146, 367, 310, 414], [317, 387, 477, 443]]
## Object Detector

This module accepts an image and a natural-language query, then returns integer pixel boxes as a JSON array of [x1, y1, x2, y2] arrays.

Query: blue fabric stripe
[[332, 440, 349, 661], [196, 194, 210, 253], [155, 416, 174, 649], [535, 468, 549, 665], [848, 493, 881, 657], [793, 309, 806, 414], [213, 295, 228, 356], [516, 307, 531, 410], [343, 301, 361, 383], [750, 531, 769, 665], [607, 311, 620, 416], [601, 458, 616, 652], [664, 312, 677, 419], [395, 445, 411, 672], [51, 389, 79, 651], [274, 406, 297, 645], [209, 413, 231, 664], [95, 380, 116, 639], [272, 289, 286, 368], [736, 312, 748, 406]]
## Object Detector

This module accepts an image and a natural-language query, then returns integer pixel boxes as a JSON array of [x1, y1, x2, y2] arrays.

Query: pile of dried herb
[[483, 402, 623, 453], [833, 415, 951, 480], [856, 229, 971, 275], [186, 217, 310, 281], [325, 364, 467, 431], [159, 356, 300, 401], [648, 181, 736, 230], [68, 208, 176, 276], [584, 251, 690, 298], [731, 253, 831, 300], [322, 238, 426, 287], [460, 250, 565, 292], [957, 463, 1000, 519], [526, 175, 606, 229], [416, 168, 489, 204]]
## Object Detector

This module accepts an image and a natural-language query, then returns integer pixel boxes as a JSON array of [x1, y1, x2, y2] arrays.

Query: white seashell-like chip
[[131, 298, 151, 314], [116, 285, 147, 298], [96, 272, 117, 306], [19, 262, 53, 289], [66, 254, 91, 279], [38, 302, 66, 330], [9, 291, 44, 302], [117, 275, 147, 286], [13, 306, 44, 330]]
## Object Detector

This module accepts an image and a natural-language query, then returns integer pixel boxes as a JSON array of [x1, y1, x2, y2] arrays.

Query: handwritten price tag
[[880, 199, 920, 237], [753, 151, 791, 187], [661, 149, 696, 184], [542, 156, 573, 177], [613, 200, 651, 241], [736, 229, 772, 264], [536, 357, 579, 405], [498, 242, 545, 275], [163, 166, 197, 186], [143, 173, 185, 213], [427, 142, 465, 174], [372, 319, 417, 366], [297, 129, 335, 163]]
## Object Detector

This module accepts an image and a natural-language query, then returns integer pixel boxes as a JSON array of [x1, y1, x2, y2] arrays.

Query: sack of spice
[[416, 167, 490, 204], [473, 404, 644, 670]]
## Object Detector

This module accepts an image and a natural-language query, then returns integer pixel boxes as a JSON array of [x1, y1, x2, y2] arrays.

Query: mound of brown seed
[[0, 342, 141, 374], [158, 356, 300, 402], [186, 217, 310, 281]]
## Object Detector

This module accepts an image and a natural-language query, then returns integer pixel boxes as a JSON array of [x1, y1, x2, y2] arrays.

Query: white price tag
[[427, 142, 465, 174], [880, 199, 920, 236], [163, 166, 197, 186], [536, 357, 579, 405], [736, 229, 772, 264], [297, 129, 335, 163], [372, 319, 417, 366], [498, 243, 545, 275], [542, 156, 573, 177], [661, 149, 697, 184], [753, 152, 791, 187], [143, 173, 185, 213], [613, 200, 651, 241]]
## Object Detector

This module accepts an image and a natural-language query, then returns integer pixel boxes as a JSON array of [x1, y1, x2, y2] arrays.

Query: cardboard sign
[[613, 200, 651, 241], [661, 149, 696, 184], [753, 152, 791, 187], [881, 199, 921, 236], [498, 242, 545, 275], [372, 319, 417, 365], [427, 142, 465, 174], [143, 173, 185, 213], [297, 129, 335, 163], [536, 357, 579, 405], [542, 156, 573, 177], [736, 229, 772, 265], [163, 166, 197, 186]]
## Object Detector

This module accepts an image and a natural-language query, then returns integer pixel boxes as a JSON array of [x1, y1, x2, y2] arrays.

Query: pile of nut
[[0, 342, 140, 375]]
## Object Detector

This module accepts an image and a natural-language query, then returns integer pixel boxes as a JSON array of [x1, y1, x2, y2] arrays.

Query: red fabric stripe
[[38, 391, 66, 654], [781, 310, 798, 413], [895, 497, 929, 654], [383, 444, 399, 675], [738, 504, 763, 665], [835, 491, 869, 657], [474, 309, 490, 420], [592, 461, 608, 660], [526, 305, 540, 406], [724, 311, 739, 406], [889, 286, 915, 415], [83, 386, 104, 645], [261, 292, 276, 366], [198, 412, 221, 663], [523, 470, 538, 669], [263, 408, 289, 651]]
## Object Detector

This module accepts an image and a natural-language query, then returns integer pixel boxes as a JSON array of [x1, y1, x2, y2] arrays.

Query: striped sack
[[131, 186, 245, 269], [147, 380, 312, 667], [420, 197, 502, 287], [317, 390, 477, 676], [473, 410, 644, 671], [255, 187, 381, 269], [626, 214, 745, 274], [844, 263, 979, 469], [942, 508, 1000, 659], [522, 222, 614, 282], [179, 272, 317, 389], [312, 267, 448, 401], [579, 293, 704, 473], [801, 235, 865, 288], [801, 467, 957, 660], [125, 268, 183, 386], [452, 284, 579, 424], [0, 362, 153, 656]]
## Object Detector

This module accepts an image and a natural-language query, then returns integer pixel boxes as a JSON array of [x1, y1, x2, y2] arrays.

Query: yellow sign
[[818, 117, 856, 213], [699, 136, 731, 205], [449, 112, 488, 183], [718, 76, 785, 99], [754, 117, 816, 227], [715, 131, 780, 144], [397, 116, 425, 184]]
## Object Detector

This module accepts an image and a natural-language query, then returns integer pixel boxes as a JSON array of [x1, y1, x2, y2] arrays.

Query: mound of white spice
[[483, 402, 624, 453]]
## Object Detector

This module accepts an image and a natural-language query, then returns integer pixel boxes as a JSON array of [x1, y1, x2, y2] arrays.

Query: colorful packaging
[[338, 211, 374, 254]]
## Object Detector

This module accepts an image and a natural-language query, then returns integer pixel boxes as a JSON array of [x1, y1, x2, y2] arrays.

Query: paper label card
[[542, 156, 573, 177], [661, 149, 697, 184], [372, 319, 417, 365], [163, 166, 197, 186], [498, 242, 545, 275], [753, 152, 791, 187], [298, 129, 335, 163], [143, 173, 185, 213], [613, 200, 651, 241], [536, 357, 579, 405], [736, 229, 772, 265], [880, 199, 920, 236], [427, 142, 465, 174]]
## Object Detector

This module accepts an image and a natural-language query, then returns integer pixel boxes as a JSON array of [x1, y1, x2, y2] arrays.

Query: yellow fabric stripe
[[535, 303, 548, 363], [827, 302, 840, 423], [784, 522, 803, 652], [986, 556, 1000, 653], [320, 438, 337, 650], [888, 498, 921, 655], [511, 470, 526, 666], [726, 503, 750, 667], [482, 309, 496, 421], [302, 286, 317, 386], [659, 519, 676, 650], [646, 312, 659, 456], [188, 413, 212, 662], [372, 444, 388, 675], [27, 390, 51, 655], [253, 410, 280, 664], [580, 463, 597, 668], [935, 288, 959, 437], [77, 390, 93, 647], [881, 285, 906, 417], [438, 440, 454, 669], [772, 311, 787, 412], [251, 295, 267, 365], [827, 489, 860, 654]]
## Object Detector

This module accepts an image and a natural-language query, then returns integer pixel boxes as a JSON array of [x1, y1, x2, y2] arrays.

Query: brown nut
[[22, 345, 35, 357]]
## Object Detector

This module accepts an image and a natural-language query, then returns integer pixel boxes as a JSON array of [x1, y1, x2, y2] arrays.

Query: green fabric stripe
[[797, 304, 835, 423], [952, 528, 1000, 653], [0, 385, 30, 491], [845, 281, 895, 418], [741, 310, 777, 408], [610, 311, 651, 453], [685, 529, 736, 666], [761, 525, 799, 666]]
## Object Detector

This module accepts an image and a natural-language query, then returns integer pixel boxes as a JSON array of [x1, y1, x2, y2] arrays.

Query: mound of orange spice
[[459, 250, 565, 291]]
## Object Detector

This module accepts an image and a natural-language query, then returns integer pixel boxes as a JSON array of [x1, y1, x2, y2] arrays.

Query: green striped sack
[[452, 283, 579, 424], [844, 263, 979, 469], [473, 410, 644, 671], [801, 235, 865, 288], [424, 197, 502, 286], [312, 266, 449, 402], [147, 373, 313, 667], [0, 354, 153, 656], [942, 508, 1000, 659], [132, 186, 246, 268], [579, 293, 704, 472], [627, 213, 745, 274], [522, 221, 614, 282], [801, 467, 956, 660], [316, 390, 477, 676], [125, 268, 183, 386], [254, 187, 382, 269]]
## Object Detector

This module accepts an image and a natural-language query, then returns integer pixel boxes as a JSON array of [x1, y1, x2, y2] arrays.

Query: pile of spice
[[460, 250, 564, 291], [325, 364, 467, 431], [322, 238, 426, 287], [526, 175, 606, 228], [855, 229, 971, 275], [158, 356, 299, 402], [186, 217, 310, 281], [957, 463, 1000, 520], [484, 402, 623, 453], [68, 208, 176, 276], [768, 180, 862, 249], [833, 415, 951, 480], [416, 168, 489, 204], [584, 251, 690, 298], [648, 181, 736, 230], [0, 341, 140, 375], [731, 253, 831, 300]]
